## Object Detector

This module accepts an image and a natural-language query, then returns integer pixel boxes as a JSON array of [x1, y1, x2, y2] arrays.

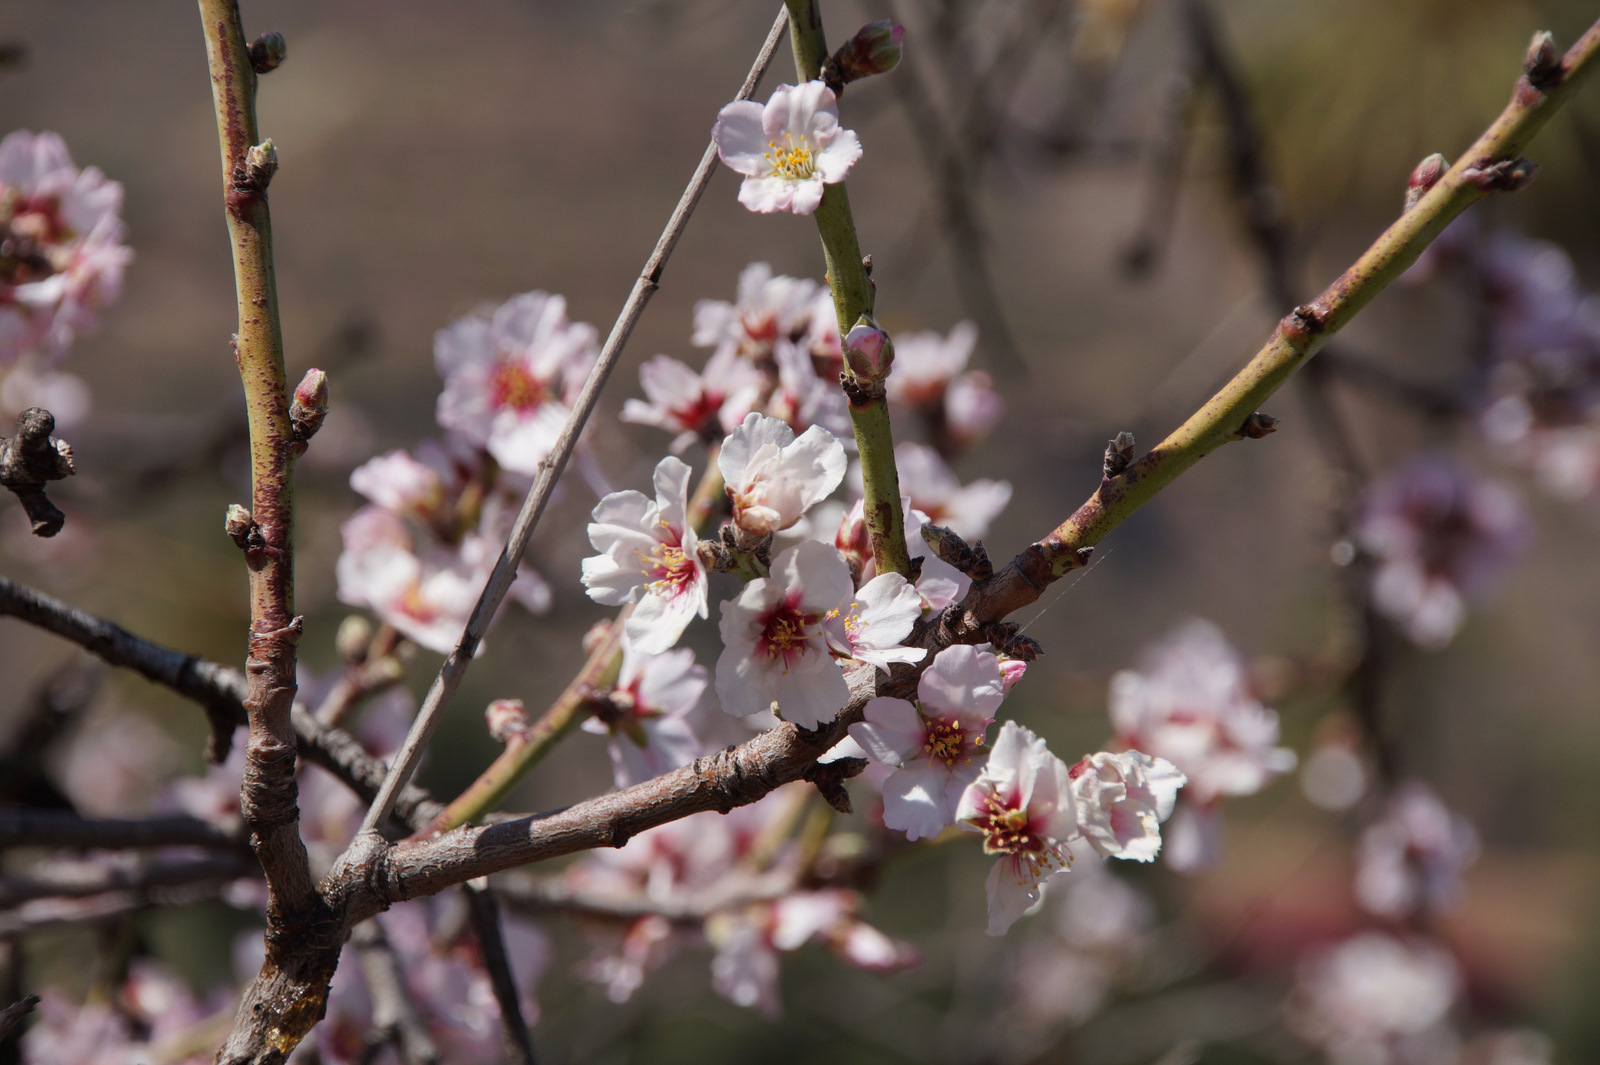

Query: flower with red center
[[717, 541, 917, 728], [582, 636, 711, 788], [850, 645, 1006, 840], [621, 346, 764, 452], [719, 412, 847, 538], [434, 290, 597, 475], [956, 721, 1080, 935], [691, 261, 824, 360], [583, 456, 708, 654]]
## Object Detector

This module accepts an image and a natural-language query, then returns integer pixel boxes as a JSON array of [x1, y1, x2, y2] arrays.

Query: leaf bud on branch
[[1103, 431, 1136, 478], [1525, 30, 1560, 88], [1232, 411, 1280, 440], [1404, 153, 1448, 211], [289, 366, 329, 447], [224, 503, 255, 549], [0, 407, 75, 537], [247, 31, 287, 75]]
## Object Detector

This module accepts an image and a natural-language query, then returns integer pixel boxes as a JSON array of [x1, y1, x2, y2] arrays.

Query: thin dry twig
[[463, 882, 537, 1065]]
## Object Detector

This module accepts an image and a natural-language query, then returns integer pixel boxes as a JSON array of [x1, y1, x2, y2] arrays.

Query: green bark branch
[[785, 0, 913, 578]]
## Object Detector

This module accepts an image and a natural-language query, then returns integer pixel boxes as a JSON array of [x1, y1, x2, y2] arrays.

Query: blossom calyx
[[249, 31, 288, 75], [825, 20, 905, 92], [290, 367, 329, 443], [1404, 153, 1448, 212], [843, 317, 894, 383]]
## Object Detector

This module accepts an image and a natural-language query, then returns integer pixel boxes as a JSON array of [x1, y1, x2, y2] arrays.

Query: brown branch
[[0, 867, 240, 937], [350, 919, 441, 1065], [494, 868, 800, 926], [0, 996, 37, 1045], [0, 810, 244, 852], [463, 882, 537, 1065], [0, 658, 103, 809], [0, 855, 254, 907], [0, 574, 445, 832]]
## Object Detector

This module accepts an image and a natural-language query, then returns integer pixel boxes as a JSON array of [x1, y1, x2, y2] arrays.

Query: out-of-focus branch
[[0, 996, 37, 1044], [463, 882, 536, 1065], [357, 7, 792, 839], [0, 855, 254, 907], [413, 609, 628, 840], [938, 18, 1600, 635], [0, 865, 242, 937], [350, 919, 440, 1065], [786, 0, 912, 578], [0, 408, 75, 537], [0, 575, 444, 830], [495, 868, 800, 926], [0, 658, 103, 809], [0, 811, 243, 852]]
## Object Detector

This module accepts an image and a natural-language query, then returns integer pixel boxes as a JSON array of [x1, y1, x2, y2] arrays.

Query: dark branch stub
[[0, 407, 75, 536]]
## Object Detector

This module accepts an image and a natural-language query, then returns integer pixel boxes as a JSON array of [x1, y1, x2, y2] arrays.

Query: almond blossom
[[620, 347, 764, 452], [692, 261, 824, 359], [434, 289, 597, 475], [1109, 619, 1296, 868], [849, 645, 1006, 840], [883, 320, 1004, 449], [956, 721, 1081, 935], [582, 637, 712, 787], [1288, 932, 1460, 1065], [582, 455, 708, 654], [838, 496, 971, 612], [1353, 456, 1530, 650], [0, 130, 132, 365], [712, 81, 862, 215], [769, 337, 853, 444], [716, 540, 919, 727], [718, 412, 847, 538], [1068, 750, 1186, 862], [1354, 781, 1480, 920]]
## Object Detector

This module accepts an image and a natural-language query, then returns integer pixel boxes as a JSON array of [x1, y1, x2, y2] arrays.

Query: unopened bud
[[290, 367, 328, 442], [224, 503, 253, 549], [244, 139, 278, 189], [1236, 411, 1279, 439], [843, 317, 894, 380], [485, 698, 531, 745], [335, 614, 373, 663], [1404, 153, 1448, 211], [1103, 431, 1135, 477], [835, 498, 872, 565], [248, 31, 288, 75], [829, 20, 904, 88], [1524, 30, 1558, 84], [1465, 157, 1539, 194], [998, 657, 1028, 694]]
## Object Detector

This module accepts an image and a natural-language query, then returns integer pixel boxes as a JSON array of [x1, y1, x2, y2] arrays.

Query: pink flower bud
[[843, 319, 894, 381], [830, 20, 905, 86], [248, 31, 288, 75], [1404, 153, 1448, 211], [290, 367, 328, 442], [834, 498, 872, 568], [485, 698, 531, 745], [998, 657, 1027, 694]]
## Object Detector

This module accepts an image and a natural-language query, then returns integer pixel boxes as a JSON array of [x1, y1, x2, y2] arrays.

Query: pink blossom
[[719, 412, 847, 538], [840, 496, 972, 612], [883, 320, 1004, 447], [692, 261, 824, 359], [1068, 750, 1185, 862], [849, 645, 1006, 840], [716, 541, 918, 727], [582, 636, 712, 787], [582, 455, 708, 654], [620, 347, 764, 451], [434, 290, 597, 475], [1110, 619, 1296, 805], [712, 81, 862, 215], [769, 337, 853, 443], [956, 721, 1080, 935], [882, 442, 1012, 539], [1354, 457, 1530, 650], [1288, 932, 1460, 1065], [0, 131, 132, 365], [1355, 781, 1480, 919]]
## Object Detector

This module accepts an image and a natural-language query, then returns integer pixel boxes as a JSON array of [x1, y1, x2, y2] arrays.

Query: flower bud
[[1524, 30, 1558, 84], [830, 20, 904, 86], [843, 317, 894, 381], [1236, 411, 1279, 439], [998, 657, 1027, 694], [224, 503, 253, 549], [335, 614, 373, 663], [1404, 153, 1448, 212], [485, 698, 531, 745], [1103, 431, 1135, 477], [244, 139, 278, 189], [248, 31, 288, 75], [290, 367, 329, 442], [835, 498, 872, 569]]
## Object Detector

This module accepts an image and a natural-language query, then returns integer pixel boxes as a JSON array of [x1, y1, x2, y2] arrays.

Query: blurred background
[[0, 0, 1598, 1062]]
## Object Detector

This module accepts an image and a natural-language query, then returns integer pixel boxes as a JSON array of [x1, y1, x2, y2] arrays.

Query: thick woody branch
[[936, 18, 1600, 636], [0, 575, 444, 832], [0, 408, 75, 538], [786, 0, 913, 578], [357, 7, 792, 838]]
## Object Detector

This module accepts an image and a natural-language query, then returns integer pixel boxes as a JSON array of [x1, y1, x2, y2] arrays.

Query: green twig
[[786, 0, 913, 578]]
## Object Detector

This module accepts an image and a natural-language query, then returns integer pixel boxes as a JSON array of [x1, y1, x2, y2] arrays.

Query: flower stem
[[786, 0, 913, 579]]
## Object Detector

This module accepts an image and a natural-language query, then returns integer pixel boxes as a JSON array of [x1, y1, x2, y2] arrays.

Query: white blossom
[[620, 347, 764, 452], [712, 81, 862, 215], [1068, 750, 1185, 862], [849, 645, 1005, 840], [1288, 932, 1460, 1065], [881, 442, 1012, 539], [1355, 781, 1480, 919], [582, 637, 711, 788], [692, 261, 824, 358], [718, 412, 847, 538], [582, 455, 708, 654]]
